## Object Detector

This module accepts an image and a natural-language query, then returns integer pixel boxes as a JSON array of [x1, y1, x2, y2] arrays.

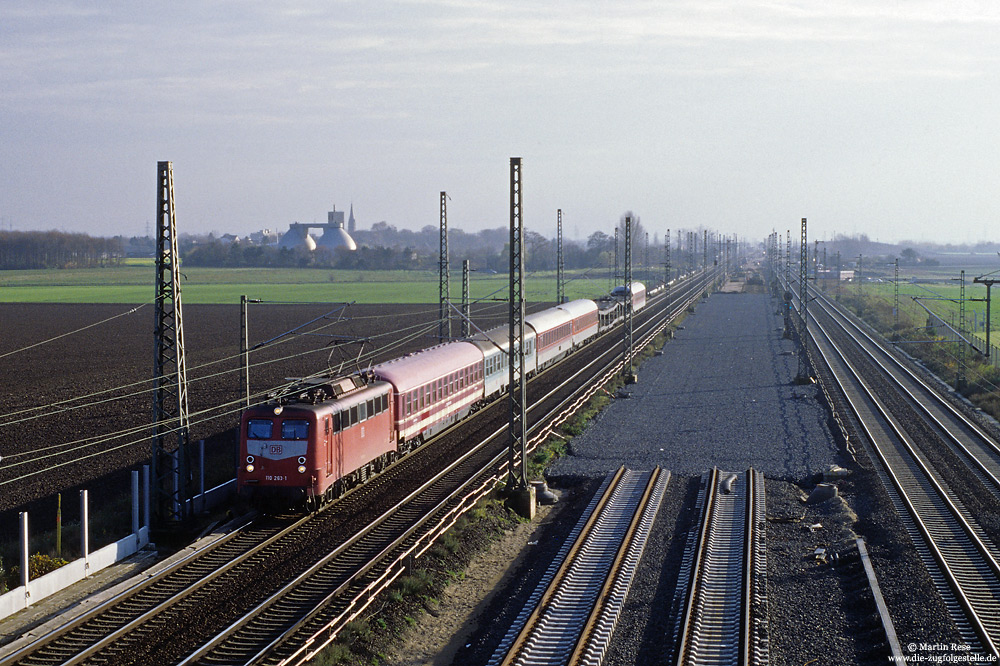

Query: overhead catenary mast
[[507, 158, 533, 517], [152, 161, 191, 525], [439, 191, 451, 341], [556, 209, 565, 305]]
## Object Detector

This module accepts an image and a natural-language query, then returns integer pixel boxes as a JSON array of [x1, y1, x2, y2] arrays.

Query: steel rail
[[807, 301, 1000, 655], [675, 468, 763, 666], [495, 466, 628, 666], [807, 285, 1000, 496], [568, 467, 668, 666], [484, 467, 665, 666]]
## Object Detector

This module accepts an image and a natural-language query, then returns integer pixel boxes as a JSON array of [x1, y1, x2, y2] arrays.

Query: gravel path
[[549, 291, 842, 479]]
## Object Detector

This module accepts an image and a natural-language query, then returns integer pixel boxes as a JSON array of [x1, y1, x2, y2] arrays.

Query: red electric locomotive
[[238, 374, 396, 509]]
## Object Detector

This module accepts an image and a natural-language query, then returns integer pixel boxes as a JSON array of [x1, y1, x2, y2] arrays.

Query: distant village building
[[277, 206, 357, 252], [249, 228, 278, 245]]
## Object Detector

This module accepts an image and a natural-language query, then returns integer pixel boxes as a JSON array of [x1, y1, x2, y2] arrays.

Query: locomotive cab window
[[367, 398, 375, 418], [281, 420, 309, 440], [247, 419, 273, 439]]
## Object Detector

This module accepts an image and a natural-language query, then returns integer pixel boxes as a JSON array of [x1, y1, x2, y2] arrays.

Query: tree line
[[179, 224, 655, 274], [0, 214, 668, 275], [0, 231, 124, 269]]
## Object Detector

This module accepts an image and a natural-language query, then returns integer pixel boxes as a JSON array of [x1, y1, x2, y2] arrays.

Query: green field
[[0, 266, 625, 304], [843, 278, 1000, 350]]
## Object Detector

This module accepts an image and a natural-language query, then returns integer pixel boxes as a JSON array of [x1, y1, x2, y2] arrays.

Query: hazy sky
[[3, 2, 999, 244]]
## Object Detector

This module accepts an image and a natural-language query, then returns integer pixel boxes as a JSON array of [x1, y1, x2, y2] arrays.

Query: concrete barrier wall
[[0, 468, 235, 623], [0, 526, 148, 621]]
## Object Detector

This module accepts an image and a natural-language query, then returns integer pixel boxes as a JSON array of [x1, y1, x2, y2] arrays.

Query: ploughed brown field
[[0, 302, 512, 518]]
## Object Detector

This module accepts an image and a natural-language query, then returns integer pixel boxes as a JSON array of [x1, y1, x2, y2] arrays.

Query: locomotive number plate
[[265, 475, 287, 481]]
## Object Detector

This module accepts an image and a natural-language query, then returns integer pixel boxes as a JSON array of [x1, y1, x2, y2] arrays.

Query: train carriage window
[[350, 405, 359, 426], [367, 399, 375, 419], [333, 412, 341, 433], [360, 401, 368, 421], [381, 394, 388, 413], [281, 420, 309, 440], [247, 420, 272, 439]]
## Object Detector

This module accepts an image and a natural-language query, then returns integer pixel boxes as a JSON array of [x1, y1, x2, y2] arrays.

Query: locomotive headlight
[[297, 465, 307, 474], [246, 455, 255, 464], [297, 456, 306, 465], [245, 464, 255, 473]]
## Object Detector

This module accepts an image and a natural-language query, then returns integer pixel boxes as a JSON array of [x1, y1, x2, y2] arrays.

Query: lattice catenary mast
[[556, 209, 565, 305], [507, 158, 528, 493], [462, 259, 471, 338], [152, 161, 190, 524], [797, 217, 810, 382], [622, 216, 635, 383], [439, 191, 451, 341]]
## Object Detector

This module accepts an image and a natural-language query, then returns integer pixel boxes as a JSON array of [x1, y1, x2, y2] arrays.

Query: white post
[[143, 464, 150, 529], [81, 490, 90, 577], [19, 512, 29, 607], [132, 470, 140, 543]]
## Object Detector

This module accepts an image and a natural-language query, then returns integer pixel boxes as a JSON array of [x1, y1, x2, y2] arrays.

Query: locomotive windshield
[[247, 419, 273, 439], [281, 420, 309, 440]]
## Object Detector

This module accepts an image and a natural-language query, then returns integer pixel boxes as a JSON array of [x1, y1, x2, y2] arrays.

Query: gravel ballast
[[549, 291, 842, 479]]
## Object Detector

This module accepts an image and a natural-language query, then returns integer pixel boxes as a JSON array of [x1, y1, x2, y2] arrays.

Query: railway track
[[811, 287, 1000, 497], [0, 270, 720, 665], [671, 468, 767, 666], [795, 282, 1000, 656], [486, 466, 669, 666]]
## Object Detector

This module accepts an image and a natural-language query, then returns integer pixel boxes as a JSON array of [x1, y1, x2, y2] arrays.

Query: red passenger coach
[[525, 308, 575, 370], [238, 376, 395, 508], [556, 299, 600, 347], [373, 342, 485, 447]]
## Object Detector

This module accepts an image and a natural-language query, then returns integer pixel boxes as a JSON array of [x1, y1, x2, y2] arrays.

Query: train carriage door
[[325, 416, 332, 476], [334, 410, 345, 480]]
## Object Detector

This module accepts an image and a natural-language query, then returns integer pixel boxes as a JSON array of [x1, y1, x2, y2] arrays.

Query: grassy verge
[[825, 285, 1000, 421]]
